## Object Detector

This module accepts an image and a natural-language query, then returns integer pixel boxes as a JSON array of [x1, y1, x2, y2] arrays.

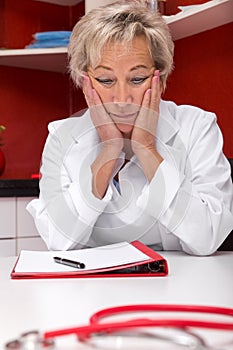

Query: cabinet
[[166, 0, 233, 40], [0, 198, 16, 257], [0, 197, 48, 256], [0, 239, 16, 257], [0, 0, 86, 179], [0, 0, 232, 72], [0, 198, 16, 239], [33, 0, 82, 4], [0, 0, 85, 72]]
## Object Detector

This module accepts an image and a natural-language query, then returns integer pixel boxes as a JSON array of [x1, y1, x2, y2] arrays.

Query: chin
[[116, 123, 134, 135]]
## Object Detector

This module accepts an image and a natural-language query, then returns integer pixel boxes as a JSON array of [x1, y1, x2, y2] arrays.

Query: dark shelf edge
[[0, 179, 39, 197]]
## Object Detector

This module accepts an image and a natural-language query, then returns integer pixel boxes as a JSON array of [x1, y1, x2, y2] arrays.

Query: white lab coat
[[27, 100, 233, 255]]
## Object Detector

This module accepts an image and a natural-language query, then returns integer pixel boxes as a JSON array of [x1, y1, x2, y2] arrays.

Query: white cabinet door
[[0, 198, 16, 239], [16, 197, 39, 237], [0, 239, 16, 257], [16, 197, 48, 254], [17, 237, 48, 253]]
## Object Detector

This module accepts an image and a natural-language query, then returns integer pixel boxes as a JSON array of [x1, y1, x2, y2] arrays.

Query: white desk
[[1, 251, 233, 349]]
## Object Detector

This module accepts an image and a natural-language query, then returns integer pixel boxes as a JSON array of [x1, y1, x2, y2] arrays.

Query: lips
[[104, 103, 140, 123], [110, 112, 137, 119]]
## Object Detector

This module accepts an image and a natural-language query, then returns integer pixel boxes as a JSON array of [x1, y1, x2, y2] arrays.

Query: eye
[[130, 76, 149, 85], [95, 78, 114, 86]]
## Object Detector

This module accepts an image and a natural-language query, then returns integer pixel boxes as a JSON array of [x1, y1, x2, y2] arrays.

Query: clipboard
[[10, 241, 168, 279]]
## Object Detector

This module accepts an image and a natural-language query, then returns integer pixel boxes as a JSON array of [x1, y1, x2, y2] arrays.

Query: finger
[[135, 89, 154, 133], [82, 75, 94, 108], [141, 88, 152, 110], [92, 88, 103, 107], [92, 89, 117, 125], [150, 70, 161, 112], [135, 83, 158, 136], [91, 89, 113, 128]]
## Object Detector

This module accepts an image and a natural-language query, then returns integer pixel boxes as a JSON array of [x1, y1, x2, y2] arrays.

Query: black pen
[[53, 257, 85, 269]]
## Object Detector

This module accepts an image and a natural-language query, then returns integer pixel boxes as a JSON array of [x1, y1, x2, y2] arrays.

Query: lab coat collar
[[70, 108, 99, 145], [70, 101, 180, 145], [157, 100, 180, 144]]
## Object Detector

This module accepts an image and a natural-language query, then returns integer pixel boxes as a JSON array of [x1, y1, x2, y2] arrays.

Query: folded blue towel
[[33, 31, 71, 41], [26, 38, 70, 48]]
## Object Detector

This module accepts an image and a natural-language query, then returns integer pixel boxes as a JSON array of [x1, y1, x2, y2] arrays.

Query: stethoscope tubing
[[44, 304, 233, 341], [90, 304, 233, 324]]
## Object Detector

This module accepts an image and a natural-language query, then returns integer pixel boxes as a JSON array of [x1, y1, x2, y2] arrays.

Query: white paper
[[14, 242, 150, 273]]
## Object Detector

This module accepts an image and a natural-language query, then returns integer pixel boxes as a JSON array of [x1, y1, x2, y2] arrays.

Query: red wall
[[0, 0, 84, 49], [0, 0, 86, 179], [0, 0, 232, 179], [164, 22, 233, 157]]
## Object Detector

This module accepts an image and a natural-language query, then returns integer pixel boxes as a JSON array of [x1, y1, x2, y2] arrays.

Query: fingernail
[[153, 76, 158, 83], [82, 72, 89, 82]]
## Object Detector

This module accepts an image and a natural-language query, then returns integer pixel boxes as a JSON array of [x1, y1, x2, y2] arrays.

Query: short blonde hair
[[68, 0, 174, 91]]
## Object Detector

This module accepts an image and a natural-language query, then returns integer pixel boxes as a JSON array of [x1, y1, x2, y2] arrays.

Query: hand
[[83, 75, 123, 154], [131, 70, 161, 154], [83, 75, 124, 198], [131, 70, 163, 181]]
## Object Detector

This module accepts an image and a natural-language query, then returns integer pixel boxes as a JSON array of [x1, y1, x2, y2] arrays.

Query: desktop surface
[[1, 251, 233, 349]]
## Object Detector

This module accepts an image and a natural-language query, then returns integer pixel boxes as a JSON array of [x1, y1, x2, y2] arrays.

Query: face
[[88, 36, 155, 134]]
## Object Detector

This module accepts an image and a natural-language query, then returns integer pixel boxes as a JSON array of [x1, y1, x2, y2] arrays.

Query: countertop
[[0, 159, 231, 198], [1, 252, 233, 350], [0, 179, 39, 197]]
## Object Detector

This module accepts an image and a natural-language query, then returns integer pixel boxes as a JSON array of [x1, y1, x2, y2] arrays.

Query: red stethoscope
[[5, 304, 233, 349]]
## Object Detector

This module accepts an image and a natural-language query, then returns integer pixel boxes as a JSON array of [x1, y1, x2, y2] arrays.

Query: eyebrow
[[130, 65, 151, 71], [93, 65, 152, 72]]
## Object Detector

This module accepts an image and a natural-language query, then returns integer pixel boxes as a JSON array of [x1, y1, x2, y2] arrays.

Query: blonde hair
[[68, 0, 174, 91]]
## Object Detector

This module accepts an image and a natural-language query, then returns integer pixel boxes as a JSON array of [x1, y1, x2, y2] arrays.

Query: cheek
[[133, 87, 147, 106], [97, 89, 112, 104], [91, 80, 112, 104], [134, 78, 153, 105]]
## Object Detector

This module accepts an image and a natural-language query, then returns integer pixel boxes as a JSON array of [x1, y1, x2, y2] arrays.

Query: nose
[[112, 82, 133, 104]]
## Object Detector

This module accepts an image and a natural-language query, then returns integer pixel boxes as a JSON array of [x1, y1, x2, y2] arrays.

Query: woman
[[27, 0, 233, 255]]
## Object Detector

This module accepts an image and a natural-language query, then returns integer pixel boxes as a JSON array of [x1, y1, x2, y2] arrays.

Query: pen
[[53, 257, 85, 269]]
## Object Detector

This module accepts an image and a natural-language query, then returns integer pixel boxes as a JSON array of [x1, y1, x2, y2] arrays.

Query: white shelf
[[166, 0, 233, 40], [0, 0, 232, 72], [0, 47, 68, 73], [33, 0, 82, 5]]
